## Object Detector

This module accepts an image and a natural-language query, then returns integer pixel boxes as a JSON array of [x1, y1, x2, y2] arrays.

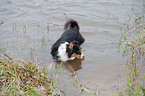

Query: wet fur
[[51, 19, 85, 61]]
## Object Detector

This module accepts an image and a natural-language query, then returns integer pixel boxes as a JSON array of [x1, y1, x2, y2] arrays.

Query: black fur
[[51, 19, 85, 60]]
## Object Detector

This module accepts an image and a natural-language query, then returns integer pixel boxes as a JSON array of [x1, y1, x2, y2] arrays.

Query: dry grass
[[0, 57, 63, 96], [115, 11, 145, 96]]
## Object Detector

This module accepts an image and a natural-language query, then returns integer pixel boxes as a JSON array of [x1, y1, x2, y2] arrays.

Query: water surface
[[0, 0, 144, 95]]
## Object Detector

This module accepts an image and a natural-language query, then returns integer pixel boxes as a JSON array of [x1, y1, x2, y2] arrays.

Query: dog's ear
[[69, 41, 81, 50], [69, 42, 74, 50], [69, 41, 79, 50]]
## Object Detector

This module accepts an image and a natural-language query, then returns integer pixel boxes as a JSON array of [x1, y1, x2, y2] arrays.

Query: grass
[[55, 61, 63, 76], [80, 84, 98, 96], [0, 56, 63, 96], [0, 21, 4, 25], [115, 10, 145, 96]]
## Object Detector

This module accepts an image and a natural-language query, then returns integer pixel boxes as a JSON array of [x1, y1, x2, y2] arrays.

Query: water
[[0, 0, 144, 95]]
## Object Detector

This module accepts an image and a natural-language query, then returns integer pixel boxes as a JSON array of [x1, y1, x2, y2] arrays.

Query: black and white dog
[[51, 19, 85, 61]]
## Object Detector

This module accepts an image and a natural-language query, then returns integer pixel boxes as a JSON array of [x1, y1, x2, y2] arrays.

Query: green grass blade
[[126, 67, 130, 85], [55, 61, 63, 76]]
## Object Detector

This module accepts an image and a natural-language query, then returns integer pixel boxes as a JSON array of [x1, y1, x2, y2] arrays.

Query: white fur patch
[[58, 42, 69, 61], [80, 53, 84, 59], [69, 57, 75, 60]]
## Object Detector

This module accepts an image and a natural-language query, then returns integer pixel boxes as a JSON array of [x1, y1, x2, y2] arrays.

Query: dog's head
[[67, 41, 84, 60]]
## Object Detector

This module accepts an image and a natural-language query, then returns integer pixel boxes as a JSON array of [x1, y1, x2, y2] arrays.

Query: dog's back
[[62, 19, 85, 45]]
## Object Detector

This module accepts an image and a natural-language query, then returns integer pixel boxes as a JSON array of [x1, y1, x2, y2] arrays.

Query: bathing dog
[[51, 19, 85, 61]]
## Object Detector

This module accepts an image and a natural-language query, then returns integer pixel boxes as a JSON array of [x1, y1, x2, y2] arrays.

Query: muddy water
[[0, 0, 144, 95]]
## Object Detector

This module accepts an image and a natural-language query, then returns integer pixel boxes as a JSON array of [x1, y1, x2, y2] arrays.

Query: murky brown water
[[0, 0, 144, 95]]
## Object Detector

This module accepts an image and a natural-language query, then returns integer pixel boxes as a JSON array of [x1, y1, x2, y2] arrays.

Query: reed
[[115, 11, 145, 96]]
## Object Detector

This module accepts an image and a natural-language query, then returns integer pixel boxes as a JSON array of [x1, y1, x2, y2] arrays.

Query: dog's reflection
[[65, 58, 83, 75], [55, 58, 84, 75]]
